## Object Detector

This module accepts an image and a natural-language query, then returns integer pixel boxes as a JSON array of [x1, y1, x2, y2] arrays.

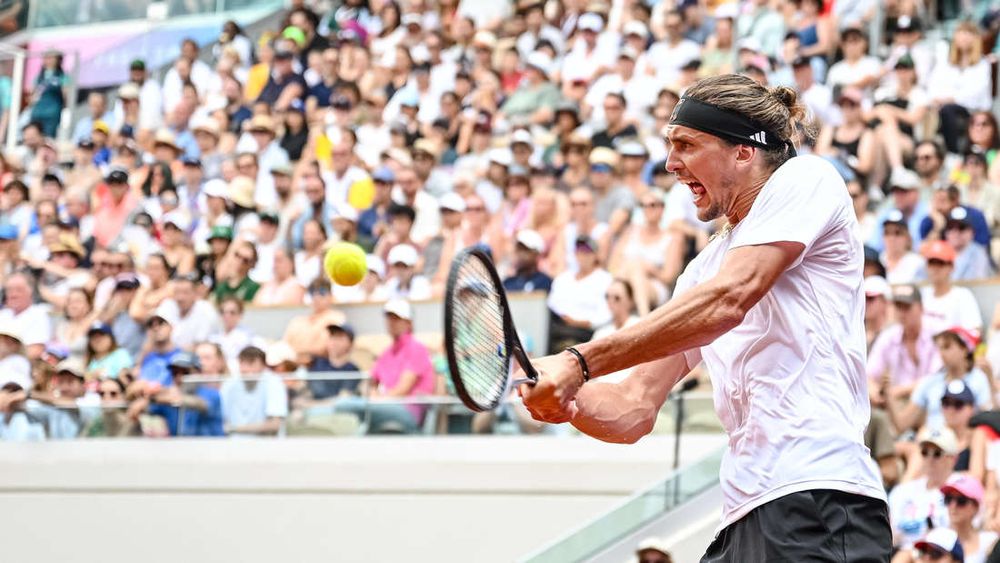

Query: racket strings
[[450, 257, 509, 408]]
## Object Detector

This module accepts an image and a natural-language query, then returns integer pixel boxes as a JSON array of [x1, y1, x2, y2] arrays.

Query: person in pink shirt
[[868, 284, 942, 409], [335, 299, 436, 434], [91, 168, 139, 248]]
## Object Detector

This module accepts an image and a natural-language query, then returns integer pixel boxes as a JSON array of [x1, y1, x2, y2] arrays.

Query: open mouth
[[684, 181, 706, 204]]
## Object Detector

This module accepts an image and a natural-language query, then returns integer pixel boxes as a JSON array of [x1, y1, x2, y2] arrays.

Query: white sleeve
[[957, 289, 984, 330], [264, 376, 289, 418], [729, 156, 846, 269]]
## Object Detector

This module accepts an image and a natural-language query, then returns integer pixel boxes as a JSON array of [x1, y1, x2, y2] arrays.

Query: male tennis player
[[519, 74, 891, 562]]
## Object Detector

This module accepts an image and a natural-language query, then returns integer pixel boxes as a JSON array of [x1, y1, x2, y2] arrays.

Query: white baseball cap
[[439, 192, 467, 213], [202, 178, 229, 200], [516, 229, 546, 253], [623, 20, 649, 39], [488, 147, 512, 167], [387, 244, 419, 267], [162, 210, 190, 232], [578, 12, 604, 33], [334, 201, 359, 223], [510, 129, 533, 146], [265, 340, 297, 367], [366, 254, 386, 279], [384, 299, 412, 321], [863, 276, 891, 300]]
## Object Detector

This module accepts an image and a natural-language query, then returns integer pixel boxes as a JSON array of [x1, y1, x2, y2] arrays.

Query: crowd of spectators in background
[[3, 0, 1000, 558]]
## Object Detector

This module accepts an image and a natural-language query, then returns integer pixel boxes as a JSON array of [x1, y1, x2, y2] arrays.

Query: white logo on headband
[[751, 131, 767, 144]]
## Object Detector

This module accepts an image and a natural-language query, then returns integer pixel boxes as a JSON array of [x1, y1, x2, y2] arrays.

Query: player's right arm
[[570, 354, 691, 444]]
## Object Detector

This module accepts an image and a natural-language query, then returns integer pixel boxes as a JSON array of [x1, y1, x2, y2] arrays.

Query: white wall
[[0, 435, 726, 563]]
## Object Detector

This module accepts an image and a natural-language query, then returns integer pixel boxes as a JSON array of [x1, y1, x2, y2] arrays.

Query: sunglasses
[[465, 206, 485, 212], [927, 258, 952, 267], [942, 398, 970, 409], [884, 228, 907, 236], [99, 390, 121, 398], [920, 447, 944, 458], [944, 494, 973, 507]]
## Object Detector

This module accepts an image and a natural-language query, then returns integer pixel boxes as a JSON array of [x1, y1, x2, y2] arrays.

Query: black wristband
[[565, 347, 590, 384]]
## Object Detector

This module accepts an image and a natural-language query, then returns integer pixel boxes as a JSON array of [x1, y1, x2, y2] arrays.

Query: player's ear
[[735, 144, 756, 165]]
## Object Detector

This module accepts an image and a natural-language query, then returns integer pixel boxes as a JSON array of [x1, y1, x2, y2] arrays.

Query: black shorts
[[700, 489, 891, 563]]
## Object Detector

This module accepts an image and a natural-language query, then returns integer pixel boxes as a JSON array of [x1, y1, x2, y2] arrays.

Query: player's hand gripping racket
[[444, 247, 537, 411]]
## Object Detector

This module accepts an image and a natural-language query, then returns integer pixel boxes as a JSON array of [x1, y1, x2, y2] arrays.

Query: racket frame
[[444, 247, 538, 412]]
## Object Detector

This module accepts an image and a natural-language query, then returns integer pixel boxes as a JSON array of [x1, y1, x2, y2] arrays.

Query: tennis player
[[519, 74, 891, 561]]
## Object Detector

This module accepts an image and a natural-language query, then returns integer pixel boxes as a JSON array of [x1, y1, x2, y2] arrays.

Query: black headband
[[669, 96, 795, 156]]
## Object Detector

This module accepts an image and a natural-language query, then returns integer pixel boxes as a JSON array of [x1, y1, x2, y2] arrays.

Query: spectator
[[913, 141, 949, 193], [920, 241, 983, 334], [0, 319, 30, 390], [84, 321, 133, 381], [392, 167, 440, 246], [214, 240, 261, 303], [73, 92, 113, 144], [608, 189, 684, 315], [144, 351, 224, 437], [256, 46, 305, 112], [590, 279, 640, 385], [52, 287, 97, 362], [421, 192, 466, 283], [97, 273, 145, 359], [0, 271, 52, 360], [815, 87, 874, 177], [253, 247, 305, 306], [634, 537, 673, 563], [499, 51, 559, 124], [920, 185, 991, 249], [589, 148, 635, 239], [547, 235, 613, 353], [301, 322, 361, 408], [945, 207, 994, 280], [940, 474, 998, 561], [335, 300, 435, 434], [92, 168, 140, 249], [221, 345, 288, 436], [382, 243, 431, 301], [82, 378, 139, 438], [283, 279, 346, 364], [591, 92, 639, 150], [911, 527, 965, 563], [29, 49, 68, 138], [887, 427, 957, 551], [293, 218, 327, 288], [0, 383, 45, 441], [24, 358, 93, 439], [158, 274, 223, 350], [939, 380, 981, 472], [880, 211, 926, 285], [864, 275, 892, 351], [928, 21, 993, 154], [888, 327, 991, 434], [868, 284, 941, 407], [212, 297, 255, 366], [129, 254, 173, 324], [503, 229, 553, 293], [358, 166, 395, 251], [136, 308, 181, 387]]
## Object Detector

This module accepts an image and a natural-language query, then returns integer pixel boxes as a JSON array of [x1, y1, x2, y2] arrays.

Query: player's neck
[[726, 177, 768, 225]]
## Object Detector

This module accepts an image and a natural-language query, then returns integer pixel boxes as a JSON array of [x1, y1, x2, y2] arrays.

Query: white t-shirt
[[887, 476, 948, 549], [673, 155, 885, 531], [157, 299, 223, 351], [547, 268, 613, 329], [826, 56, 882, 92], [0, 354, 31, 389], [0, 304, 52, 347], [920, 285, 983, 334], [591, 315, 640, 384]]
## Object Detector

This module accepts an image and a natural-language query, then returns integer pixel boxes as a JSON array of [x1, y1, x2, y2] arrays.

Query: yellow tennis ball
[[324, 242, 367, 286]]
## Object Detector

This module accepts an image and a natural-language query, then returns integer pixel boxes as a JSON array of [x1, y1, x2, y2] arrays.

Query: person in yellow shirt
[[244, 33, 276, 101]]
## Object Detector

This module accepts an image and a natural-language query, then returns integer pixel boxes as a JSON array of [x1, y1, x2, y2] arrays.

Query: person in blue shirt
[[869, 167, 929, 252], [503, 229, 553, 293], [357, 166, 395, 251], [138, 311, 181, 387], [305, 323, 361, 402], [146, 352, 224, 437], [918, 185, 991, 250]]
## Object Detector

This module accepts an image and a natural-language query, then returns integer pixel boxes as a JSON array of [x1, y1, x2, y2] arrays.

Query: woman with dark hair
[[84, 322, 134, 381], [966, 111, 1000, 166], [52, 288, 96, 362], [140, 162, 176, 216], [214, 20, 254, 70], [280, 104, 309, 161], [369, 2, 402, 59], [130, 254, 174, 323], [2, 180, 33, 238], [29, 50, 68, 138]]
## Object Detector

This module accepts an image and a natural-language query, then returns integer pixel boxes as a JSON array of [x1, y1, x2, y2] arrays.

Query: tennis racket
[[444, 247, 538, 412]]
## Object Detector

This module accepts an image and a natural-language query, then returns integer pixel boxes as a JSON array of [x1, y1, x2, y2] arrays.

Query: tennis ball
[[324, 242, 367, 286]]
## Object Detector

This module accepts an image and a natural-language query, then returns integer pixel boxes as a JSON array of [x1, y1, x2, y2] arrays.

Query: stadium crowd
[[2, 0, 1000, 558]]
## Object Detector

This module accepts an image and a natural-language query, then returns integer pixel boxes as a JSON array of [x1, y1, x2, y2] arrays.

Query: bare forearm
[[228, 417, 282, 435], [577, 278, 740, 377], [571, 355, 688, 443]]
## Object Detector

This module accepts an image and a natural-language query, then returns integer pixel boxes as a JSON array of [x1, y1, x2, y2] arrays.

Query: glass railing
[[27, 0, 282, 29], [522, 446, 724, 563]]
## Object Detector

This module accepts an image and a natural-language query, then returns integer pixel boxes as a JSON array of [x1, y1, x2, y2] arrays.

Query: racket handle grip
[[511, 377, 535, 387]]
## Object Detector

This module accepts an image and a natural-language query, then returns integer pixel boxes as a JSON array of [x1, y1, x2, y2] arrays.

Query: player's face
[[665, 126, 742, 222]]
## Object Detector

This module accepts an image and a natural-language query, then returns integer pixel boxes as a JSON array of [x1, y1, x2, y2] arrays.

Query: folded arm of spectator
[[225, 416, 282, 436]]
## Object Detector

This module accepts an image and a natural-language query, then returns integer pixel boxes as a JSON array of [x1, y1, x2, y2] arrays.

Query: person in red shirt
[[92, 168, 139, 248]]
